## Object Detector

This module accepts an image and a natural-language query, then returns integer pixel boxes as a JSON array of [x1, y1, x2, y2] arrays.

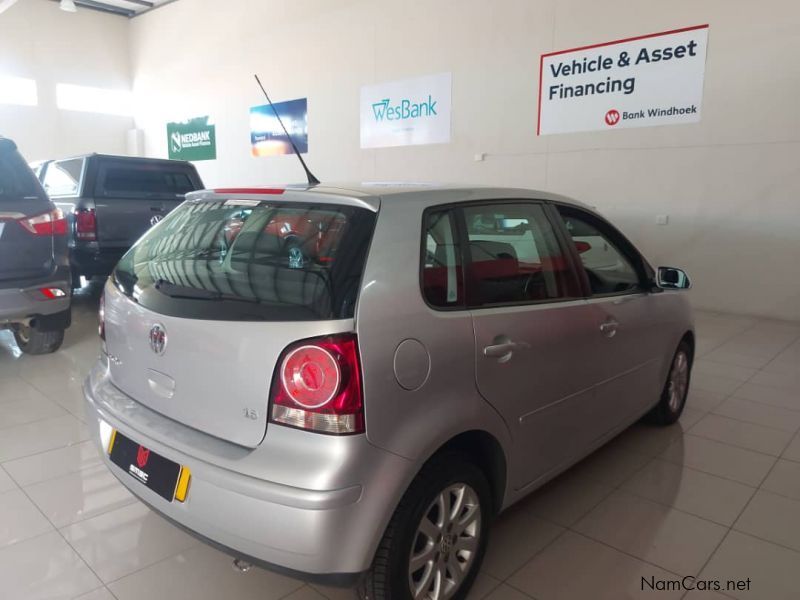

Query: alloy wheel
[[408, 483, 482, 600], [667, 350, 689, 412]]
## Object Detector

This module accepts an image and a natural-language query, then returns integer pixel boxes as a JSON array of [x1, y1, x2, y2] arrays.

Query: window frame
[[551, 202, 653, 299], [419, 199, 587, 312], [419, 206, 466, 311]]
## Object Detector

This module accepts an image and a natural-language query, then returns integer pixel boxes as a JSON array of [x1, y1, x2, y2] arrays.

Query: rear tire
[[357, 455, 491, 600], [647, 339, 693, 425], [14, 324, 65, 355]]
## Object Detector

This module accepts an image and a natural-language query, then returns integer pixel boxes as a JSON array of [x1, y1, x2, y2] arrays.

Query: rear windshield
[[96, 162, 197, 199], [114, 199, 376, 321], [0, 147, 44, 201]]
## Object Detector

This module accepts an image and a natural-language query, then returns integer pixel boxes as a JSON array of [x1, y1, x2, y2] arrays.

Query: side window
[[557, 208, 641, 295], [421, 209, 463, 308], [462, 202, 580, 307], [96, 164, 195, 198], [43, 158, 82, 196]]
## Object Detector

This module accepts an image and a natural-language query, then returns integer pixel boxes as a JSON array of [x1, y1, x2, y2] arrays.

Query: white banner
[[538, 25, 709, 135], [360, 72, 452, 148]]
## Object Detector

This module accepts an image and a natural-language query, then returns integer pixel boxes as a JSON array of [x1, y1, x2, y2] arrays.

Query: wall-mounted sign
[[538, 24, 709, 135], [249, 98, 308, 157], [166, 116, 216, 161], [360, 72, 452, 149]]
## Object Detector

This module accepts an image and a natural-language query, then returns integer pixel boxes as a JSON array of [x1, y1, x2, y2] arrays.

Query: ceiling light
[[59, 0, 77, 12]]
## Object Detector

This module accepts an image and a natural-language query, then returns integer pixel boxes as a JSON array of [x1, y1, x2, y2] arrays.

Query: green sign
[[167, 116, 216, 161]]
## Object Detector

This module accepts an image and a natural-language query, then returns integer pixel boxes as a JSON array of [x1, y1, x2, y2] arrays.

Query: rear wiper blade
[[153, 279, 257, 303]]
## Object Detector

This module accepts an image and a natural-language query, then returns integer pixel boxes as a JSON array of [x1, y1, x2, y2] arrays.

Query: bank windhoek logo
[[605, 109, 621, 126]]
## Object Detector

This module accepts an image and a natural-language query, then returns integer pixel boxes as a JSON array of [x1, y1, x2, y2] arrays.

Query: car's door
[[464, 200, 604, 490], [553, 205, 663, 424]]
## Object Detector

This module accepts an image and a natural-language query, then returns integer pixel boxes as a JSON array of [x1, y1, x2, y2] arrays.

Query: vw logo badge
[[150, 214, 164, 226], [149, 324, 167, 355]]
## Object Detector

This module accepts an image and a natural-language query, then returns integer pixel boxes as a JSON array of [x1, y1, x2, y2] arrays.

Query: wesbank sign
[[371, 96, 438, 122], [361, 73, 451, 148]]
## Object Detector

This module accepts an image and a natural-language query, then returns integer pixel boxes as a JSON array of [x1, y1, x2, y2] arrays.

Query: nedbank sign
[[166, 116, 216, 161], [361, 73, 451, 148]]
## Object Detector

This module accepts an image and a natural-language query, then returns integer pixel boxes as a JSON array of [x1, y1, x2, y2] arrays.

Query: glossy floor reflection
[[2, 287, 800, 599]]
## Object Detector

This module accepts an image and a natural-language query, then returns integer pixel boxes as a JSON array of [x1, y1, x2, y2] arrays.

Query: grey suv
[[0, 137, 71, 354], [84, 184, 694, 599]]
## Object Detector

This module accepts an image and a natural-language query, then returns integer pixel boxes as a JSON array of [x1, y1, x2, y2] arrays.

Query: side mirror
[[657, 266, 691, 290]]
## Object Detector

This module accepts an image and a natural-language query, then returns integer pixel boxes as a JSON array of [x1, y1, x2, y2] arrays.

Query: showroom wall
[[114, 1, 800, 320], [0, 0, 133, 160]]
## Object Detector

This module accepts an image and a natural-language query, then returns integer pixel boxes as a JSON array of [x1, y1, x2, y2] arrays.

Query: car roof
[[190, 182, 594, 213], [39, 153, 194, 166]]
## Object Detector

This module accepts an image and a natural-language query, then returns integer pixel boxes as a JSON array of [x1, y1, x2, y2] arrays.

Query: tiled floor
[[2, 287, 800, 599]]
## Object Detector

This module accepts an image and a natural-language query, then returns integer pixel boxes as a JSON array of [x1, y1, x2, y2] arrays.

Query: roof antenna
[[254, 74, 319, 186]]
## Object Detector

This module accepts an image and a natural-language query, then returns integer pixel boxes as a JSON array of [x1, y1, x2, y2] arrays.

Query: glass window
[[558, 208, 641, 295], [0, 76, 37, 107], [43, 158, 83, 196], [422, 209, 463, 308], [463, 203, 579, 306], [114, 200, 376, 322], [56, 84, 133, 116], [0, 146, 43, 201], [96, 163, 196, 198]]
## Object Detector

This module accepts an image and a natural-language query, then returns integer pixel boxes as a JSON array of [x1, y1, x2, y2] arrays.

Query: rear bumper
[[71, 244, 126, 278], [83, 359, 415, 583], [0, 269, 71, 328]]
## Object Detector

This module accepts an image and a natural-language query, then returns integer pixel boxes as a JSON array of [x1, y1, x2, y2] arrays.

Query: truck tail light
[[18, 208, 67, 236], [74, 208, 97, 241], [270, 334, 364, 435]]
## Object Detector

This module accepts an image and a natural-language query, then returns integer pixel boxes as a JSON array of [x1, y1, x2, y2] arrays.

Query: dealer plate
[[108, 430, 190, 502]]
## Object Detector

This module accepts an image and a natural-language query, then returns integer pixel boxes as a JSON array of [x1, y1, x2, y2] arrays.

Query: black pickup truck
[[32, 154, 203, 285]]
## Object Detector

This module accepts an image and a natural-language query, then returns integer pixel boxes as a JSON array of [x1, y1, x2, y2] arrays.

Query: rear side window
[[96, 162, 196, 198], [114, 200, 376, 322], [43, 158, 83, 196], [462, 202, 580, 306], [422, 209, 463, 308], [0, 148, 43, 201]]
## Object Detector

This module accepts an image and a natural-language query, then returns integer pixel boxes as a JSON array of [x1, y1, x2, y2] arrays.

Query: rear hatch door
[[104, 192, 376, 447], [91, 158, 203, 251], [0, 141, 56, 283]]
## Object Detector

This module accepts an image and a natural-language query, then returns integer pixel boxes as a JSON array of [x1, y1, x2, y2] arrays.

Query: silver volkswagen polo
[[84, 184, 694, 600]]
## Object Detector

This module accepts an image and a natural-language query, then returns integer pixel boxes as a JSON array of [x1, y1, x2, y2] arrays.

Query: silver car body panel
[[84, 183, 694, 579]]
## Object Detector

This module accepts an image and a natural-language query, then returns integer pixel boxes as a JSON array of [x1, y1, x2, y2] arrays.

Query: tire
[[14, 324, 65, 355], [647, 339, 693, 425], [357, 455, 492, 600]]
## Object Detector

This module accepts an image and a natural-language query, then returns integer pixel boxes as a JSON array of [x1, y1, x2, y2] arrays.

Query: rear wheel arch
[[426, 430, 508, 516]]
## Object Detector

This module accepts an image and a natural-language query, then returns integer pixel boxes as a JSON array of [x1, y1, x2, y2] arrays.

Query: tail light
[[270, 334, 364, 435], [74, 208, 97, 241], [98, 291, 106, 341], [18, 208, 67, 236]]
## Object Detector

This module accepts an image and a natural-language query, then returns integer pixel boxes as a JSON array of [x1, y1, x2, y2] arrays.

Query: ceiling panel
[[50, 0, 177, 18]]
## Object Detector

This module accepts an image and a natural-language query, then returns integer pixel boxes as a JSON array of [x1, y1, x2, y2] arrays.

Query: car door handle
[[483, 338, 529, 362], [599, 319, 619, 338]]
